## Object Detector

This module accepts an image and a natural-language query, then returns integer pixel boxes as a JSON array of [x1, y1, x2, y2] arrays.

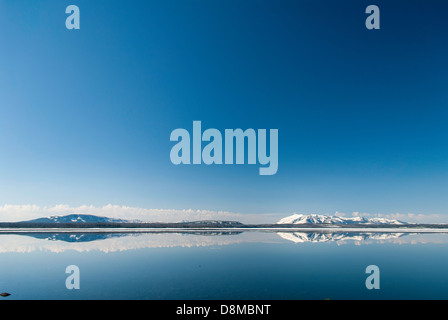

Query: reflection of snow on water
[[0, 231, 447, 254], [277, 232, 448, 245], [276, 232, 406, 243], [0, 231, 279, 254]]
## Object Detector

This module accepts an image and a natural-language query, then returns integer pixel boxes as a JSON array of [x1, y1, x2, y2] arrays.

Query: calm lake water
[[0, 231, 448, 300]]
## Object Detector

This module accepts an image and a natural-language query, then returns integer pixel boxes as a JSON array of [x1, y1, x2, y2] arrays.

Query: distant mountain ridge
[[25, 214, 130, 224], [277, 214, 407, 225], [9, 213, 412, 228], [21, 214, 243, 226]]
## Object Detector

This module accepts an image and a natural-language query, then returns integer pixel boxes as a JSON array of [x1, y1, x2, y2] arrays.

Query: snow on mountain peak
[[25, 214, 129, 224], [277, 214, 406, 225]]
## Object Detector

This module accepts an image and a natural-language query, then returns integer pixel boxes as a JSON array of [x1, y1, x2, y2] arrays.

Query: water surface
[[0, 231, 447, 300]]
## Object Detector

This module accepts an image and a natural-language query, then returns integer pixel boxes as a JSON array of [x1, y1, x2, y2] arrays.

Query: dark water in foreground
[[0, 231, 447, 300]]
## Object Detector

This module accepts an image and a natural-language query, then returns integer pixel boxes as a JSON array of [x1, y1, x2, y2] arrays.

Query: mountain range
[[18, 214, 243, 227], [3, 213, 413, 228], [21, 213, 408, 225], [25, 214, 130, 224], [277, 214, 407, 225]]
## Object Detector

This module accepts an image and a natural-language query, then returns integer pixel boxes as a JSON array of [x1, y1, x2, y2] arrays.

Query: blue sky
[[0, 0, 447, 222]]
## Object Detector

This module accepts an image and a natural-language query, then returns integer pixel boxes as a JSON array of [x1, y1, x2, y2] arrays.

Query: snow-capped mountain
[[24, 214, 130, 224], [277, 214, 407, 225]]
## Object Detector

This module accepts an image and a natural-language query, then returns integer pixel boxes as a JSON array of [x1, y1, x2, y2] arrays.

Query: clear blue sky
[[0, 0, 447, 220]]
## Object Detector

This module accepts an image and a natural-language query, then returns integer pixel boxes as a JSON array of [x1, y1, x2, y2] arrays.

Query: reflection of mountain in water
[[0, 232, 257, 254], [1, 231, 445, 254], [18, 231, 407, 244], [277, 232, 407, 243], [186, 231, 242, 236], [24, 233, 126, 243], [24, 231, 243, 243]]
